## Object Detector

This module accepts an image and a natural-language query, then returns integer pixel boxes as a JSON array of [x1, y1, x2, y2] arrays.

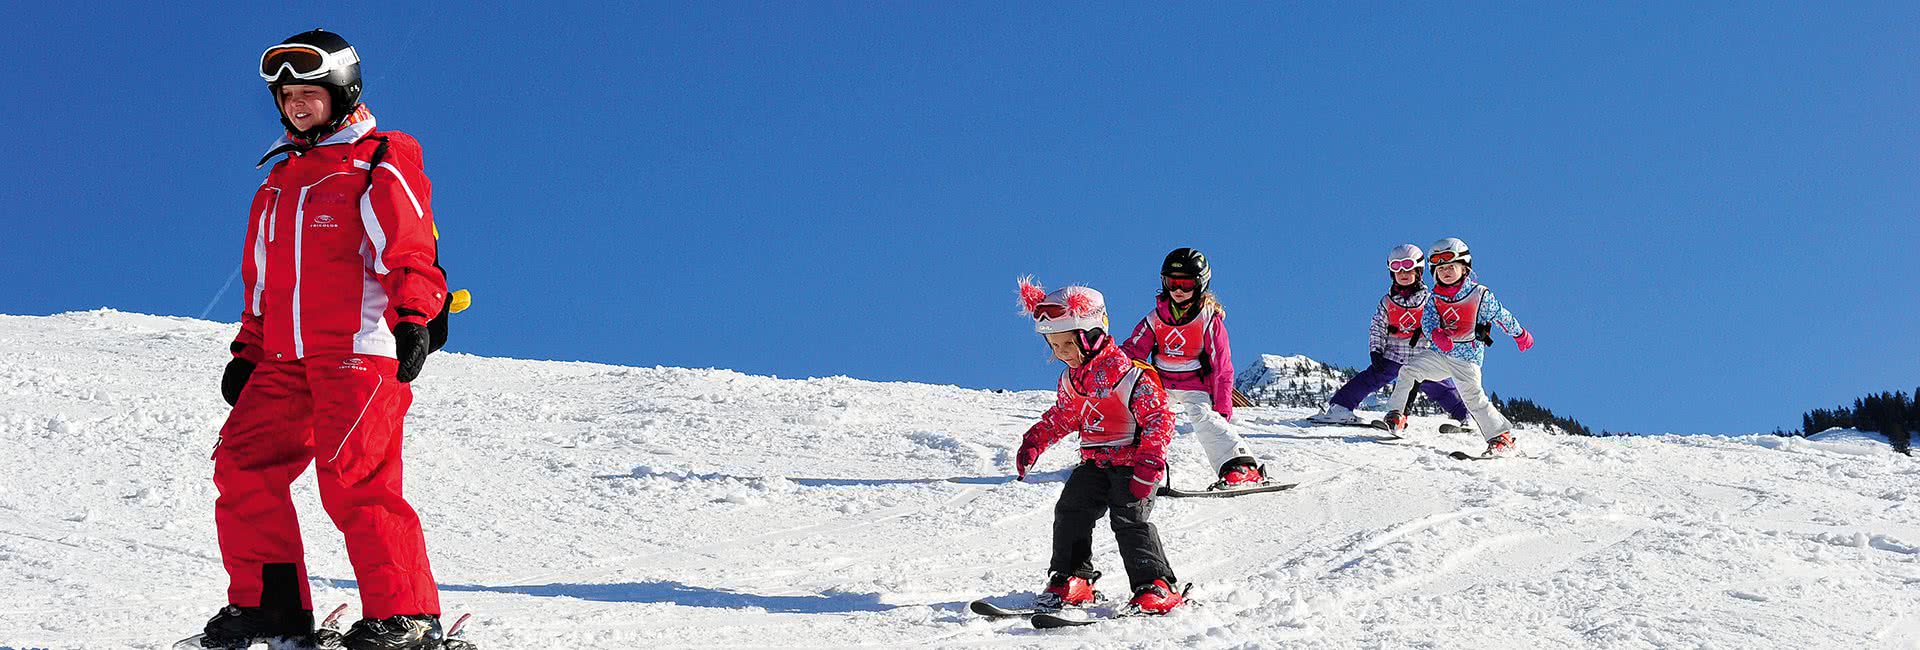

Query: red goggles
[[1388, 259, 1420, 272], [1162, 277, 1199, 292], [1033, 303, 1071, 320], [1428, 250, 1466, 265]]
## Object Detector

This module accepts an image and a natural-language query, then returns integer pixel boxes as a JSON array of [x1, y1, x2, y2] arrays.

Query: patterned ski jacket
[[1419, 277, 1524, 366], [1119, 296, 1234, 418], [1021, 344, 1177, 469], [232, 107, 447, 364]]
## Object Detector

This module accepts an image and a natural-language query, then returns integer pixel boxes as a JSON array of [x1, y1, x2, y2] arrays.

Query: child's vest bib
[[1146, 304, 1215, 373], [1432, 285, 1488, 342], [1381, 295, 1422, 339], [1058, 365, 1152, 448]]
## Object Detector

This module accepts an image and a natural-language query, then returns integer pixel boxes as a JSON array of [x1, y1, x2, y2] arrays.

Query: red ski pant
[[214, 354, 440, 618]]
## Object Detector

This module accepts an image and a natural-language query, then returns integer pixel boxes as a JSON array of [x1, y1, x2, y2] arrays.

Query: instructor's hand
[[221, 358, 256, 407], [394, 322, 430, 383]]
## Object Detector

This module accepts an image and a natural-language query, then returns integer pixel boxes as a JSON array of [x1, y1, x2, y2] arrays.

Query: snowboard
[[174, 606, 476, 650]]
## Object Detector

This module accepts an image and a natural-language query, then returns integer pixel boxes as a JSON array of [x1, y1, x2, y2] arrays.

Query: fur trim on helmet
[[1017, 276, 1048, 315]]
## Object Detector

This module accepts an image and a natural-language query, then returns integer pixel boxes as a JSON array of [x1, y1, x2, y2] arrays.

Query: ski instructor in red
[[195, 29, 449, 650]]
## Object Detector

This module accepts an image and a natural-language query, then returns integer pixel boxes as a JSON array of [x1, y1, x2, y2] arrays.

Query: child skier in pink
[[1312, 243, 1477, 431], [1382, 238, 1536, 456], [1120, 248, 1263, 488], [1013, 278, 1185, 615]]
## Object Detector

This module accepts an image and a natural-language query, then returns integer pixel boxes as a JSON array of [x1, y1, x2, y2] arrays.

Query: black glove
[[394, 322, 430, 383], [221, 357, 256, 407]]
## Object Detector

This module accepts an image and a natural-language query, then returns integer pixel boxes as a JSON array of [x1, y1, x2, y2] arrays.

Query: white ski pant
[[1388, 350, 1513, 441], [1166, 390, 1256, 475]]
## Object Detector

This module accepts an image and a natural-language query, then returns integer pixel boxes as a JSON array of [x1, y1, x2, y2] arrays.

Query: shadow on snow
[[315, 577, 902, 613]]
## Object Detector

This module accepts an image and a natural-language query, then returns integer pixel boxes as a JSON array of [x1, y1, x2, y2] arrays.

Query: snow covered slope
[[3, 310, 1919, 649]]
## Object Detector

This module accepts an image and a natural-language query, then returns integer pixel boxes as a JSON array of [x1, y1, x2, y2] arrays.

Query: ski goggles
[[260, 44, 358, 83], [1428, 250, 1467, 265], [1387, 258, 1421, 272], [1162, 277, 1200, 292], [1032, 303, 1072, 320]]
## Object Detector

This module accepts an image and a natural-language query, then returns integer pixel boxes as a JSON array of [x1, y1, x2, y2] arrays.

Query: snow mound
[[2, 310, 1918, 649]]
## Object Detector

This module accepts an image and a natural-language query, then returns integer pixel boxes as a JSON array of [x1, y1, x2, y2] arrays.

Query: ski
[[443, 612, 478, 650], [1030, 609, 1104, 628], [968, 600, 1052, 619], [1447, 450, 1517, 461], [1157, 481, 1298, 498], [1438, 423, 1474, 435]]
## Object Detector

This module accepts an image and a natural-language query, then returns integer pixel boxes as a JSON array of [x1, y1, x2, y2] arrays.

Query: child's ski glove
[[1129, 456, 1166, 501], [1514, 330, 1535, 352], [1433, 333, 1456, 353], [1016, 441, 1043, 481]]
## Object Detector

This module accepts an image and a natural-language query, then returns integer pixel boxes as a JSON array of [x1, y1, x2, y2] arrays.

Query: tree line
[[1796, 389, 1915, 455]]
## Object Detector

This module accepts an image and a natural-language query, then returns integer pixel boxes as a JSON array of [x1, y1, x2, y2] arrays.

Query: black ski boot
[[196, 604, 316, 649], [341, 614, 445, 650], [195, 563, 316, 649]]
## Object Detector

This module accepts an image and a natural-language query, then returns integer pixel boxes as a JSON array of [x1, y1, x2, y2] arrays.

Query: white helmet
[[1427, 237, 1471, 268], [1388, 243, 1424, 272], [1018, 278, 1109, 335]]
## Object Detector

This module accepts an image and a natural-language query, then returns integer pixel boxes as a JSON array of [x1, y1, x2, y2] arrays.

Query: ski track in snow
[[2, 310, 1919, 648]]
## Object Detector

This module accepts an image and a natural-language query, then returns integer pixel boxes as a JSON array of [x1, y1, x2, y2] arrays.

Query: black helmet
[[1160, 247, 1211, 294], [260, 29, 362, 135]]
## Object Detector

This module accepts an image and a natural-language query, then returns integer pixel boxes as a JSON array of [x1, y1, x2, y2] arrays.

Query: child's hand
[[1514, 330, 1535, 352], [1434, 334, 1455, 353], [1129, 456, 1166, 501], [1016, 442, 1042, 481]]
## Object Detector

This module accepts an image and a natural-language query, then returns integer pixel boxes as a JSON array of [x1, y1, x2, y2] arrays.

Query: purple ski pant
[[1329, 352, 1472, 421]]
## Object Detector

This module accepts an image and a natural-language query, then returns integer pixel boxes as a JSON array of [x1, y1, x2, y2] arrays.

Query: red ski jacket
[[233, 110, 447, 363]]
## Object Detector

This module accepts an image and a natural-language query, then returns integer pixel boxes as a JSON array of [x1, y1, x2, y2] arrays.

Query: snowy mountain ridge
[[2, 309, 1918, 649]]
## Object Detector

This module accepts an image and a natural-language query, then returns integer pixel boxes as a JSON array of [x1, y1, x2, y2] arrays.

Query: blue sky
[[3, 3, 1914, 434]]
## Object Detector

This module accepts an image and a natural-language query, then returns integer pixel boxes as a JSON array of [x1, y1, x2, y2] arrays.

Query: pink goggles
[[1388, 259, 1421, 272]]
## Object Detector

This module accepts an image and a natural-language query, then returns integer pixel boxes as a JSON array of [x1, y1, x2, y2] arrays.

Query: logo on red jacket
[[341, 357, 367, 371], [1395, 310, 1419, 331], [1164, 328, 1189, 356], [1079, 401, 1106, 433], [310, 214, 340, 229]]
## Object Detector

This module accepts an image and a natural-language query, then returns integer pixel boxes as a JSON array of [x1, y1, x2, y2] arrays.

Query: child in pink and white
[[1120, 248, 1263, 488]]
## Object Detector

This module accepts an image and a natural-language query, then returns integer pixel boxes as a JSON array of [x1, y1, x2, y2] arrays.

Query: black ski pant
[[1049, 462, 1176, 591]]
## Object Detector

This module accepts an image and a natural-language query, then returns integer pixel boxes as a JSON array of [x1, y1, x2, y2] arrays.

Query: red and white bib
[[1058, 365, 1152, 448], [1146, 304, 1215, 373], [1381, 296, 1422, 339], [1432, 285, 1487, 343]]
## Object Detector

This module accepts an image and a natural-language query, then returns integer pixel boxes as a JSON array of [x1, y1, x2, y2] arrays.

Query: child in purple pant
[[1311, 244, 1475, 431]]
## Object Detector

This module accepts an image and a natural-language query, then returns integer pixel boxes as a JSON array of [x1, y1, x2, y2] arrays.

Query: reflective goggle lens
[[1388, 259, 1420, 272], [1163, 278, 1199, 291], [1429, 250, 1461, 265], [261, 46, 327, 81], [1033, 303, 1070, 320]]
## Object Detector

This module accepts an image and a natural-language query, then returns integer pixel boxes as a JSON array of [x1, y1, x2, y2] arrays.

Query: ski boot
[[1035, 570, 1099, 609], [190, 604, 316, 649], [1308, 403, 1363, 425], [1380, 410, 1408, 434], [1484, 432, 1516, 457], [1438, 418, 1475, 435], [339, 614, 445, 650], [1212, 460, 1265, 490], [1126, 578, 1185, 615]]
